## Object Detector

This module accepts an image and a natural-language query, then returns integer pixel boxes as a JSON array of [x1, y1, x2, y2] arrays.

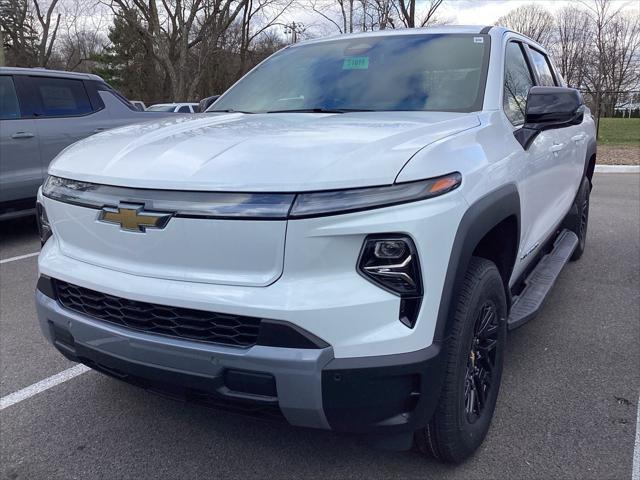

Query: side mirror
[[515, 86, 585, 150]]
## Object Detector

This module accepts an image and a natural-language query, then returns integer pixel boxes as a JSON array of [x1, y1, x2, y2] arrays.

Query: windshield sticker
[[343, 57, 369, 70], [474, 37, 484, 44]]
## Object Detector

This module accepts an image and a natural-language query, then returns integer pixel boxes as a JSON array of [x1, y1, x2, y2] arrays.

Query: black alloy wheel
[[578, 195, 589, 246], [464, 300, 499, 423], [570, 176, 591, 261]]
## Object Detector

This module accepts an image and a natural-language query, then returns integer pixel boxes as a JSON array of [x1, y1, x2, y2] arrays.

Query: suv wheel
[[415, 257, 507, 463], [569, 177, 591, 261]]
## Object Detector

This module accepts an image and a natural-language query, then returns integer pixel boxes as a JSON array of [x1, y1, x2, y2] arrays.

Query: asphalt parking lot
[[1, 173, 638, 480]]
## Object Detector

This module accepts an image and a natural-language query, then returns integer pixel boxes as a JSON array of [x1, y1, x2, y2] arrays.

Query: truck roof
[[0, 66, 104, 82], [297, 25, 492, 45], [293, 25, 542, 50]]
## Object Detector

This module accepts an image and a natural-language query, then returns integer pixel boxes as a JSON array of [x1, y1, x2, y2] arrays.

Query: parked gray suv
[[0, 67, 171, 219]]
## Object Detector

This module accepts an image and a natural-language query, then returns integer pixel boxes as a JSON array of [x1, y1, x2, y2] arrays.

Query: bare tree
[[1, 0, 36, 66], [580, 0, 625, 127], [600, 12, 640, 114], [310, 0, 443, 34], [367, 0, 394, 30], [0, 0, 61, 67], [341, 0, 355, 32], [551, 6, 592, 87], [59, 28, 107, 71], [395, 0, 443, 28], [0, 28, 5, 66], [238, 0, 293, 73], [33, 0, 61, 66], [496, 4, 555, 46], [107, 0, 249, 100], [56, 0, 110, 71], [310, 0, 357, 34]]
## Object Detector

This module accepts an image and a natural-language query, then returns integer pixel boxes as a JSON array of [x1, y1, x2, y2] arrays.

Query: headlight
[[358, 235, 423, 328], [36, 202, 52, 245], [289, 172, 461, 218]]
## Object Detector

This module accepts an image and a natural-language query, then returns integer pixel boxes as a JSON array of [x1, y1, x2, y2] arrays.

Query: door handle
[[11, 132, 35, 139], [550, 143, 565, 153], [571, 134, 586, 143], [93, 127, 107, 133]]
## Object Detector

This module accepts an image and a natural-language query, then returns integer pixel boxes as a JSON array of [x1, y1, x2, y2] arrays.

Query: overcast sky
[[443, 0, 636, 25], [74, 0, 639, 42], [289, 0, 638, 37]]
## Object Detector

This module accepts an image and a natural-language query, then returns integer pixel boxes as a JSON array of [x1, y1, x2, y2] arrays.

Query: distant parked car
[[146, 103, 199, 113], [130, 100, 146, 111], [0, 67, 173, 219], [199, 95, 220, 112]]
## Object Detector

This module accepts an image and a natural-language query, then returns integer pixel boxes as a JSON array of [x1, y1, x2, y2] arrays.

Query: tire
[[415, 257, 507, 463], [568, 177, 590, 261]]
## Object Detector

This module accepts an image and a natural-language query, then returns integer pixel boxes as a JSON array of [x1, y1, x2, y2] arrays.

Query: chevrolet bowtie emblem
[[98, 204, 172, 232]]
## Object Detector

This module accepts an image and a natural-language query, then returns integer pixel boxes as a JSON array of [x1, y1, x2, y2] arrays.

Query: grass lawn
[[597, 117, 640, 145]]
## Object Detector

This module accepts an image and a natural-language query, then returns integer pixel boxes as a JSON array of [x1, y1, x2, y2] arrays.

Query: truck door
[[502, 41, 569, 279], [23, 75, 111, 175], [0, 75, 41, 207], [526, 46, 585, 200]]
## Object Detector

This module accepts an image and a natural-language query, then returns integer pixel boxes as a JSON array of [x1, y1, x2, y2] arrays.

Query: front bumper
[[36, 285, 445, 436]]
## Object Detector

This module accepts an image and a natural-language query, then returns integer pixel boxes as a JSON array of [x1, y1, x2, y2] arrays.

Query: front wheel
[[415, 257, 507, 463]]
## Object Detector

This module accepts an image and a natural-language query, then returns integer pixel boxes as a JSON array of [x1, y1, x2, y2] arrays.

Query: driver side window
[[503, 42, 534, 126]]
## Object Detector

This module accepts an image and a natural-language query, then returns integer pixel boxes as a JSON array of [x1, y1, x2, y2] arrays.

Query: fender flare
[[584, 137, 597, 183], [433, 184, 521, 342]]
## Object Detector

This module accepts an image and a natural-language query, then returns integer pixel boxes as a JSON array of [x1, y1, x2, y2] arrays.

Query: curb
[[595, 165, 640, 173]]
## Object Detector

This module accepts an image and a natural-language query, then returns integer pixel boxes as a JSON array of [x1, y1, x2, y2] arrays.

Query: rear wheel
[[415, 257, 507, 463], [569, 177, 590, 261]]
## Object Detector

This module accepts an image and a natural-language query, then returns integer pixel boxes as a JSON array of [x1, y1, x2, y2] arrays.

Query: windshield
[[147, 105, 176, 112], [210, 34, 490, 114]]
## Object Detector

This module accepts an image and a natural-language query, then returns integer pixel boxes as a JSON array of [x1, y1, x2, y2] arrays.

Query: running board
[[507, 229, 578, 330]]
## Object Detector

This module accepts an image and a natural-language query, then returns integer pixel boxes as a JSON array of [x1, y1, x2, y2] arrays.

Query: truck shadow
[[79, 368, 478, 477], [0, 216, 39, 251]]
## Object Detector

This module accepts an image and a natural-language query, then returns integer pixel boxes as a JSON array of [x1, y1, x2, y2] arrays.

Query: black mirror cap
[[526, 86, 584, 125], [515, 86, 585, 150]]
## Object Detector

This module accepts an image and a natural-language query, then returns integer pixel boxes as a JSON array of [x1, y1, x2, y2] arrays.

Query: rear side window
[[528, 49, 557, 86], [178, 105, 190, 113], [0, 76, 21, 119], [94, 82, 138, 111], [31, 77, 93, 117], [503, 42, 535, 126]]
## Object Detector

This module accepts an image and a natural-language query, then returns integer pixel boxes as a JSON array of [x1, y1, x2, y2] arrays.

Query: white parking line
[[633, 395, 640, 480], [0, 252, 39, 264], [0, 364, 90, 411]]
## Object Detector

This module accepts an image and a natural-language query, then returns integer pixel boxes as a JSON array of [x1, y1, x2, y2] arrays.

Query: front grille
[[54, 280, 262, 347]]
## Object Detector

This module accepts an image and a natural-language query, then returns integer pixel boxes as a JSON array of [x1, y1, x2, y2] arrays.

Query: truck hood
[[49, 112, 480, 192]]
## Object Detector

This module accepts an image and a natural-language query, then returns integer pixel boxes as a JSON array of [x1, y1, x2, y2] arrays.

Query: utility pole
[[284, 22, 304, 44]]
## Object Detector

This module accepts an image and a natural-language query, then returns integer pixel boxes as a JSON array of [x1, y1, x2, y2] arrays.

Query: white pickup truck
[[35, 26, 596, 463]]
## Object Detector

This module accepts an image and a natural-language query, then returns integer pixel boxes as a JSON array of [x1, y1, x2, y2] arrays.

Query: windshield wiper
[[208, 109, 255, 114], [266, 108, 373, 114]]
